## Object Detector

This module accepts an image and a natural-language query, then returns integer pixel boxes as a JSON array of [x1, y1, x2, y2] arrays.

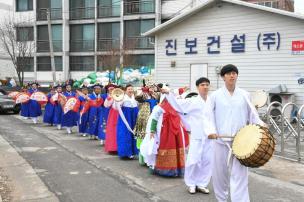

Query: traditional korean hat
[[93, 83, 103, 89]]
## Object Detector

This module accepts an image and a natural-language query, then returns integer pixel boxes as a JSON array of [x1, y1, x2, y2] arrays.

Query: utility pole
[[47, 9, 56, 85]]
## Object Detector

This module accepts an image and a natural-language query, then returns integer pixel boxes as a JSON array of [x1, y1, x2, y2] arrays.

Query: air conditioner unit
[[268, 93, 295, 119]]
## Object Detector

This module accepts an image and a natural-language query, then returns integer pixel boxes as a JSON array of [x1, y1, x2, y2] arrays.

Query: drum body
[[232, 124, 275, 168]]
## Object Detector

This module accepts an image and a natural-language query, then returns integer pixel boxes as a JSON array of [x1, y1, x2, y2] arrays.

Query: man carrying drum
[[204, 64, 267, 202]]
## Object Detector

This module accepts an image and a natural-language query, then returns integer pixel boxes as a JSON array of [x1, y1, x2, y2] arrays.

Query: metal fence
[[70, 40, 95, 52], [266, 102, 304, 162], [97, 38, 120, 51], [125, 36, 154, 49], [98, 5, 120, 17], [37, 40, 62, 52], [70, 7, 95, 20], [37, 8, 62, 21], [124, 0, 155, 15]]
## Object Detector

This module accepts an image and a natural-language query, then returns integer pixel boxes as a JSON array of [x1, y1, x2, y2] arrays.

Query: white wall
[[155, 2, 304, 105]]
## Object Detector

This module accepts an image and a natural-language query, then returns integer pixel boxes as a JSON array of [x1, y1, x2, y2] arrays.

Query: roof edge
[[143, 0, 304, 37]]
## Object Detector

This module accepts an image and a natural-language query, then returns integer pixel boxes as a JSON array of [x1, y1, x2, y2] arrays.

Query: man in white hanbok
[[165, 78, 212, 194], [205, 64, 265, 202]]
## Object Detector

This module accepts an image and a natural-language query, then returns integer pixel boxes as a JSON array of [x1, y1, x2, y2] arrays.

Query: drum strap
[[224, 142, 233, 167]]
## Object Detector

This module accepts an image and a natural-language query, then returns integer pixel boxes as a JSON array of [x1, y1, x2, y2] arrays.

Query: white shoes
[[188, 186, 196, 194], [32, 117, 38, 124], [100, 140, 104, 145], [188, 186, 209, 194], [57, 125, 61, 130], [196, 186, 210, 194], [67, 128, 72, 134]]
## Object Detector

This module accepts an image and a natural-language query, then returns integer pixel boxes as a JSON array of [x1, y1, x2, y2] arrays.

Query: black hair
[[125, 84, 133, 90], [220, 64, 239, 77], [196, 77, 210, 86]]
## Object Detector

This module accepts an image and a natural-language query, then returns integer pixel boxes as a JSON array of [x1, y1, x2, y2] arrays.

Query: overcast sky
[[0, 0, 303, 13]]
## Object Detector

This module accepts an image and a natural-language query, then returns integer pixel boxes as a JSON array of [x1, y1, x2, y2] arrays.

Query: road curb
[[0, 135, 59, 202]]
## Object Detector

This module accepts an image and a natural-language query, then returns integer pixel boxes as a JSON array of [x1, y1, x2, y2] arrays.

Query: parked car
[[0, 89, 21, 114]]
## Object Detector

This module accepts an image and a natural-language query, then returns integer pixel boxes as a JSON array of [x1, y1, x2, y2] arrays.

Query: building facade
[[145, 0, 304, 106], [13, 0, 198, 83], [0, 3, 15, 80], [243, 0, 294, 12]]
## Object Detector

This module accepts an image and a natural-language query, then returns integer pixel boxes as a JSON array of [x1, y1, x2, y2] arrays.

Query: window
[[125, 20, 154, 49], [16, 0, 33, 11], [70, 24, 95, 52], [124, 0, 155, 15], [70, 56, 94, 71], [98, 22, 120, 50], [37, 0, 62, 20], [37, 56, 62, 71], [17, 57, 34, 72], [70, 0, 95, 20], [16, 27, 33, 41], [253, 1, 279, 9], [37, 25, 62, 52], [98, 0, 120, 17]]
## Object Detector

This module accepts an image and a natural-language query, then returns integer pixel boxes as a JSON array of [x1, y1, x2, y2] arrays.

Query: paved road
[[1, 115, 304, 202]]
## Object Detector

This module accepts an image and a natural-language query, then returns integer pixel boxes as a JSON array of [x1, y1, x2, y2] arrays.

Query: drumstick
[[217, 135, 235, 139]]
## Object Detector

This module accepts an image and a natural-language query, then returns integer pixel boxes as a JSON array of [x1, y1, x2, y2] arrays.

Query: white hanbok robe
[[204, 86, 263, 202], [165, 93, 212, 187], [140, 105, 163, 168]]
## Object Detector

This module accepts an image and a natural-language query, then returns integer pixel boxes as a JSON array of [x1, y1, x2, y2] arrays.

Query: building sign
[[292, 41, 304, 55], [165, 32, 281, 56]]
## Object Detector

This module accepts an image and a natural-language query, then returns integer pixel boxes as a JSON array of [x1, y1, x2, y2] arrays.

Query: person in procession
[[134, 84, 159, 165], [53, 84, 64, 130], [20, 85, 30, 119], [61, 84, 79, 134], [204, 64, 266, 202], [116, 84, 139, 159], [27, 82, 42, 124], [78, 86, 90, 137], [43, 85, 56, 125], [104, 84, 119, 153], [140, 85, 189, 177], [86, 84, 104, 140]]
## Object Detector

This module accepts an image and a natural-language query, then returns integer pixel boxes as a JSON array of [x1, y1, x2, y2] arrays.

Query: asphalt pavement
[[0, 114, 304, 202]]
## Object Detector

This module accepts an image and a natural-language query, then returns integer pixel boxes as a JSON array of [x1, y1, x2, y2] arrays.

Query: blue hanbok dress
[[78, 95, 89, 134], [43, 93, 55, 124], [53, 93, 64, 125], [61, 91, 79, 128], [116, 95, 139, 158], [97, 93, 110, 140], [28, 89, 42, 118], [86, 93, 103, 137], [20, 93, 30, 117]]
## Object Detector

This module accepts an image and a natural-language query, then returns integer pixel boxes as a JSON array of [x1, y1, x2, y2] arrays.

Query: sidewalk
[[0, 135, 59, 202]]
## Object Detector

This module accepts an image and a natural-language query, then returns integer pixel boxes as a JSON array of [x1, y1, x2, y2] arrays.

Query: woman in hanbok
[[78, 86, 90, 137], [53, 85, 64, 130], [43, 86, 56, 125], [86, 84, 104, 140], [61, 84, 79, 134], [28, 82, 42, 124], [141, 94, 189, 177], [104, 85, 119, 153], [116, 84, 139, 159], [20, 86, 30, 119], [134, 86, 158, 165]]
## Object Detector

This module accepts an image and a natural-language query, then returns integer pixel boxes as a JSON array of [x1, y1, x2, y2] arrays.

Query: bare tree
[[0, 16, 35, 86], [97, 38, 136, 84]]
